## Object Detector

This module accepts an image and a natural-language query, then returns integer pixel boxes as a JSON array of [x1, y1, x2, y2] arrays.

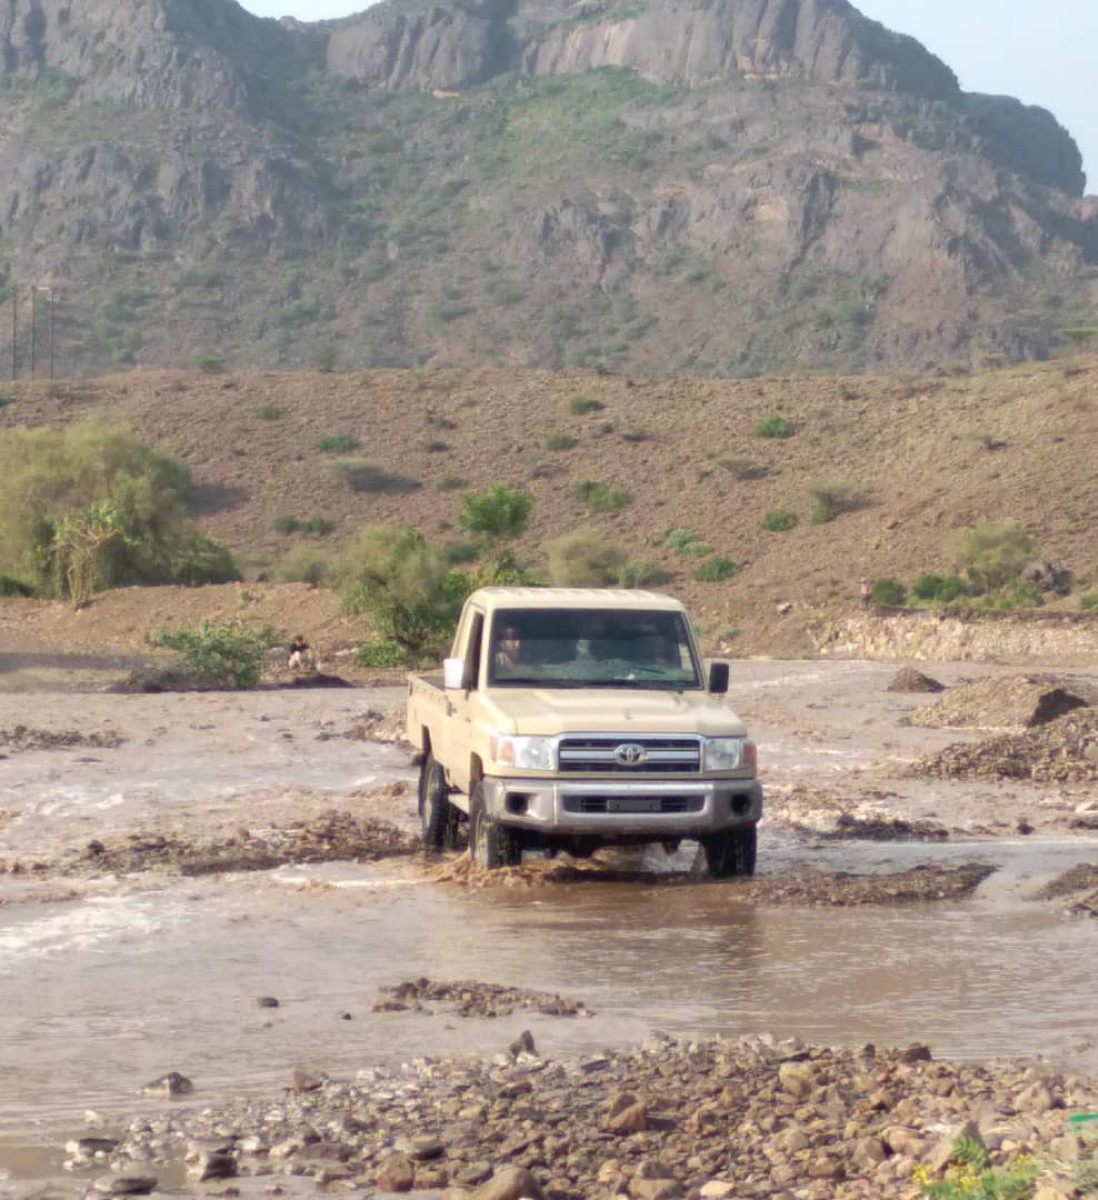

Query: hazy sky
[[241, 0, 1096, 191]]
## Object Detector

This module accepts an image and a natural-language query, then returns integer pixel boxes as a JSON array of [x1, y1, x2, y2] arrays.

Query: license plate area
[[607, 797, 661, 813]]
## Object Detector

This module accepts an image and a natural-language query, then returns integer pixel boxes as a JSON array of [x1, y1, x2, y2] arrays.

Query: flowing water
[[1, 672, 1096, 1178]]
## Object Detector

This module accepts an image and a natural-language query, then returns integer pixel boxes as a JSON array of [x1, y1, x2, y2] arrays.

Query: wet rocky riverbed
[[1, 661, 1097, 1199]]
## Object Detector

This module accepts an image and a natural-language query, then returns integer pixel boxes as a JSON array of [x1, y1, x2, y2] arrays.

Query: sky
[[240, 0, 1097, 192]]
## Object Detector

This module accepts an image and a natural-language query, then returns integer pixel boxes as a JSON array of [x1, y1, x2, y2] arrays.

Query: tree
[[459, 484, 533, 546], [337, 525, 460, 656], [951, 520, 1034, 595]]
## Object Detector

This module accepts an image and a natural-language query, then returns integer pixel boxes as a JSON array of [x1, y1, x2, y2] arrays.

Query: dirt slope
[[1, 356, 1096, 658]]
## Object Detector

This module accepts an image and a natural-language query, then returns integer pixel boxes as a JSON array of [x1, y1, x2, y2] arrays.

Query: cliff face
[[0, 0, 1093, 380]]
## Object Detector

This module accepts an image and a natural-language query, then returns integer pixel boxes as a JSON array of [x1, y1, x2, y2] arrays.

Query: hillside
[[1, 357, 1095, 656], [0, 0, 1096, 380]]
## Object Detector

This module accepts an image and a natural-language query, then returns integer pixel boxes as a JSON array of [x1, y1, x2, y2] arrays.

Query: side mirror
[[707, 661, 729, 694], [443, 657, 467, 690]]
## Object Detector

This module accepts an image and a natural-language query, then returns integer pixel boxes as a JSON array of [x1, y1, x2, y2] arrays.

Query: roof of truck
[[467, 587, 687, 612]]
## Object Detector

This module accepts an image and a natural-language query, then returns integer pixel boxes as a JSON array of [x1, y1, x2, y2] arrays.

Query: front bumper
[[480, 775, 762, 838]]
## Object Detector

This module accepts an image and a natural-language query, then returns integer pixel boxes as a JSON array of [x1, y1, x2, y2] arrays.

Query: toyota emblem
[[614, 742, 647, 766]]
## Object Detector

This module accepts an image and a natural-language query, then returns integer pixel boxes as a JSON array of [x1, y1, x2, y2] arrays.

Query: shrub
[[911, 573, 967, 604], [424, 440, 450, 454], [717, 457, 768, 480], [569, 394, 605, 415], [571, 480, 632, 513], [620, 429, 650, 443], [336, 525, 461, 657], [913, 1132, 1038, 1200], [192, 352, 224, 373], [301, 517, 334, 537], [952, 519, 1034, 594], [760, 509, 797, 532], [436, 473, 467, 492], [0, 396, 14, 409], [1079, 592, 1098, 612], [547, 433, 579, 451], [974, 580, 1043, 611], [807, 480, 861, 524], [273, 545, 331, 586], [754, 415, 795, 438], [618, 559, 672, 588], [543, 528, 628, 586], [695, 556, 742, 583], [870, 576, 906, 606], [664, 527, 712, 557], [0, 421, 237, 599], [0, 574, 33, 597], [331, 459, 419, 493], [354, 638, 407, 668], [315, 433, 360, 455], [460, 483, 534, 543], [274, 515, 301, 535], [152, 619, 274, 688], [256, 405, 283, 421]]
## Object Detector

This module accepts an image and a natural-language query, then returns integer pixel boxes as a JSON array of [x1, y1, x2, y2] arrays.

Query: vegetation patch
[[761, 509, 797, 532], [315, 433, 361, 455], [152, 619, 274, 689], [754, 415, 795, 438], [571, 479, 632, 513]]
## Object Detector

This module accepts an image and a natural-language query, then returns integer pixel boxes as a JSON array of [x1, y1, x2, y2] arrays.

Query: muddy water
[[2, 838, 1096, 1146], [1, 671, 1097, 1164]]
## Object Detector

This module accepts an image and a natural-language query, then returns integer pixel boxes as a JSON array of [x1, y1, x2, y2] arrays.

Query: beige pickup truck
[[405, 586, 762, 877]]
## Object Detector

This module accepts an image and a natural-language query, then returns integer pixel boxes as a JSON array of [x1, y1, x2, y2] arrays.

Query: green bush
[[152, 619, 274, 688], [274, 516, 301, 535], [336, 525, 461, 657], [618, 559, 672, 588], [354, 638, 407, 668], [1079, 592, 1098, 612], [808, 480, 861, 524], [543, 528, 627, 586], [460, 483, 534, 543], [256, 405, 283, 421], [915, 1132, 1038, 1200], [436, 473, 467, 492], [0, 421, 237, 600], [664, 527, 712, 557], [760, 509, 797, 532], [569, 394, 605, 415], [301, 517, 334, 537], [273, 545, 331, 586], [571, 480, 632, 513], [315, 433, 361, 455], [331, 459, 418, 493], [754, 415, 795, 438], [952, 519, 1035, 594], [973, 580, 1043, 611], [870, 576, 906, 606], [911, 573, 967, 604], [0, 574, 33, 597], [192, 352, 225, 373], [695, 556, 742, 583], [547, 433, 579, 451]]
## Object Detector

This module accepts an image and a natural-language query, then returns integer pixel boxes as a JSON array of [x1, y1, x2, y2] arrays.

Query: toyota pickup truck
[[405, 586, 762, 876]]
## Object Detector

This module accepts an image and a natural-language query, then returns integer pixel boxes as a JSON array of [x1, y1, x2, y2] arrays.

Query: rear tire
[[470, 782, 521, 869], [703, 825, 757, 878], [419, 753, 456, 850]]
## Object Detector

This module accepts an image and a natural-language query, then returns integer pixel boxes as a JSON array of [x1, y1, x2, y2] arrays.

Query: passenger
[[495, 626, 523, 671]]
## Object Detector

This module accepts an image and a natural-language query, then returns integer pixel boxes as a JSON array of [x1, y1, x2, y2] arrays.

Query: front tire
[[703, 825, 757, 878], [419, 753, 456, 850], [470, 782, 521, 869]]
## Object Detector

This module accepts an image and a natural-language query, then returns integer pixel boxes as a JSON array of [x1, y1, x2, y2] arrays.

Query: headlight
[[489, 735, 556, 771], [703, 737, 745, 771]]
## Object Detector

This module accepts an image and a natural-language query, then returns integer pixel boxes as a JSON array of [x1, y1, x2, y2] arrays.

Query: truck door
[[443, 607, 484, 796]]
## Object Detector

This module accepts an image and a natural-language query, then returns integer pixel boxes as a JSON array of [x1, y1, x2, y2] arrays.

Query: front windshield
[[488, 608, 701, 689]]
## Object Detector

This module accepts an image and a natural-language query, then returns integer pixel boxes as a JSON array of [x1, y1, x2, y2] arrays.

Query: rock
[[472, 1165, 546, 1200], [375, 1151, 415, 1192], [140, 1071, 193, 1097], [606, 1092, 649, 1133], [93, 1175, 158, 1195], [187, 1149, 238, 1181], [289, 1068, 324, 1092], [699, 1184, 737, 1199], [65, 1137, 119, 1159], [509, 1029, 536, 1059], [256, 996, 280, 1008], [927, 1119, 985, 1175]]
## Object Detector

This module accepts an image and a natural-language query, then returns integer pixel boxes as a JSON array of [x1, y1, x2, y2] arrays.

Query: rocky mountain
[[0, 0, 1095, 379]]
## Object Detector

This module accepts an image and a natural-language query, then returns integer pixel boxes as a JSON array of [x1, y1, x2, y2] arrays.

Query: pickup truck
[[405, 586, 762, 877]]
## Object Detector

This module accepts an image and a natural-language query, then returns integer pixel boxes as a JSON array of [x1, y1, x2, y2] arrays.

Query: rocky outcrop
[[0, 0, 308, 113], [965, 93, 1086, 197], [328, 0, 960, 99]]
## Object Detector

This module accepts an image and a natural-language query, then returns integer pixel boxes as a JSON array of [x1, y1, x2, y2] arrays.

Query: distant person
[[288, 635, 314, 671], [859, 577, 872, 611]]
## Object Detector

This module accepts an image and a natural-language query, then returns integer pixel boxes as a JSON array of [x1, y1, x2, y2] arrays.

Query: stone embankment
[[70, 1034, 1098, 1200], [818, 611, 1098, 665]]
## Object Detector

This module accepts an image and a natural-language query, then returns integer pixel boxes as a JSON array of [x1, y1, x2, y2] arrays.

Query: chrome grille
[[562, 794, 706, 815], [558, 736, 701, 775]]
